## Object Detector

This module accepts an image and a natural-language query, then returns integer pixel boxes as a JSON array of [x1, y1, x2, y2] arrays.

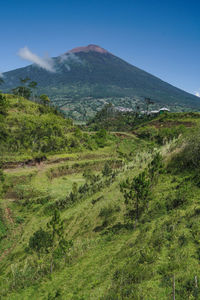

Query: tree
[[120, 171, 151, 225], [47, 209, 64, 272], [148, 152, 164, 184], [11, 77, 32, 99], [0, 161, 5, 196], [69, 182, 78, 203], [39, 94, 50, 105], [0, 94, 8, 116], [102, 162, 112, 177], [12, 86, 31, 99], [19, 77, 31, 98], [29, 209, 72, 273], [29, 227, 53, 256], [95, 129, 107, 147], [28, 81, 37, 101], [58, 238, 73, 265], [0, 94, 8, 149]]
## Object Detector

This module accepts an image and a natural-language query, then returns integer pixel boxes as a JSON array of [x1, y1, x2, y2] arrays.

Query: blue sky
[[0, 0, 199, 95]]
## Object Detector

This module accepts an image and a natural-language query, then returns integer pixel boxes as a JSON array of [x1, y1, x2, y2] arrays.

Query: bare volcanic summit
[[68, 44, 109, 54]]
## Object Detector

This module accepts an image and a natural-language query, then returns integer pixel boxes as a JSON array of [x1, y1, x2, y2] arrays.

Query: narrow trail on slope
[[4, 207, 14, 225], [0, 203, 22, 263], [3, 132, 135, 173]]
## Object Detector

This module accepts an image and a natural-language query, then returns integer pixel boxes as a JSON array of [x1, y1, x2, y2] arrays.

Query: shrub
[[29, 228, 53, 254], [148, 152, 164, 183], [99, 205, 120, 218], [136, 126, 158, 141], [165, 183, 189, 211], [102, 162, 112, 177], [169, 126, 200, 170], [94, 129, 107, 147], [16, 216, 25, 224]]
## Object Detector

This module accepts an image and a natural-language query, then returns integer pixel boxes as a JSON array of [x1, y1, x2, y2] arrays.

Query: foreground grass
[[0, 133, 200, 299]]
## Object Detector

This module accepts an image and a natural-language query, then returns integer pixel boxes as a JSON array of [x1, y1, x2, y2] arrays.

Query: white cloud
[[195, 91, 200, 97], [0, 73, 3, 78], [59, 52, 81, 63], [18, 46, 56, 72], [18, 46, 83, 73], [58, 52, 82, 71]]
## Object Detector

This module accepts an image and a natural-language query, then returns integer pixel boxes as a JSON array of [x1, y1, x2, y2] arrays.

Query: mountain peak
[[68, 44, 109, 54]]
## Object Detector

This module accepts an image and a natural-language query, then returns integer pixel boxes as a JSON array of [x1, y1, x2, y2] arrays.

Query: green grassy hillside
[[0, 94, 114, 164], [0, 100, 200, 299]]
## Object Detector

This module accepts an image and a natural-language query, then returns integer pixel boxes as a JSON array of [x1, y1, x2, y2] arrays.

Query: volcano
[[1, 44, 199, 120]]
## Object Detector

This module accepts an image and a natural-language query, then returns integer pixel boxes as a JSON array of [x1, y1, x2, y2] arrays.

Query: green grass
[[0, 114, 200, 299]]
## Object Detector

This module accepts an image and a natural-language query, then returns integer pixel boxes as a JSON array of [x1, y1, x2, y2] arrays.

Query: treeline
[[87, 103, 156, 132]]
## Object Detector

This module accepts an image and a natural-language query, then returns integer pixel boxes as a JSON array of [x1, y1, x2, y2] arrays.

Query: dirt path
[[111, 131, 136, 139], [4, 207, 14, 225], [0, 204, 22, 263], [3, 132, 135, 173]]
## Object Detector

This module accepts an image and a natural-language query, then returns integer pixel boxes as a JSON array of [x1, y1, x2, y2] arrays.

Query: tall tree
[[28, 81, 38, 101], [19, 77, 31, 98], [12, 86, 31, 99], [0, 94, 8, 116], [120, 171, 151, 225], [47, 209, 64, 272]]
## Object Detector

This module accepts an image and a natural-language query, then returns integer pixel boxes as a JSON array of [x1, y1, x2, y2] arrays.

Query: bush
[[169, 126, 200, 170], [102, 162, 112, 177], [16, 216, 25, 224], [29, 228, 53, 253], [99, 205, 120, 218], [148, 152, 164, 183], [165, 183, 189, 211], [0, 94, 9, 116], [136, 125, 185, 145], [94, 129, 107, 147]]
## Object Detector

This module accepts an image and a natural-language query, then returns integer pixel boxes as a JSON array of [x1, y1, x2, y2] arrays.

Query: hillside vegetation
[[0, 96, 200, 299], [0, 94, 113, 164]]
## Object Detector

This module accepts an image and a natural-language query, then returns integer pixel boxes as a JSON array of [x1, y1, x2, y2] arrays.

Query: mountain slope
[[0, 94, 109, 164], [1, 45, 199, 120], [1, 115, 200, 299]]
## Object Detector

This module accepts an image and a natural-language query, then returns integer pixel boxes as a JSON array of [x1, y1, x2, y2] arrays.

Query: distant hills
[[1, 44, 199, 120]]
